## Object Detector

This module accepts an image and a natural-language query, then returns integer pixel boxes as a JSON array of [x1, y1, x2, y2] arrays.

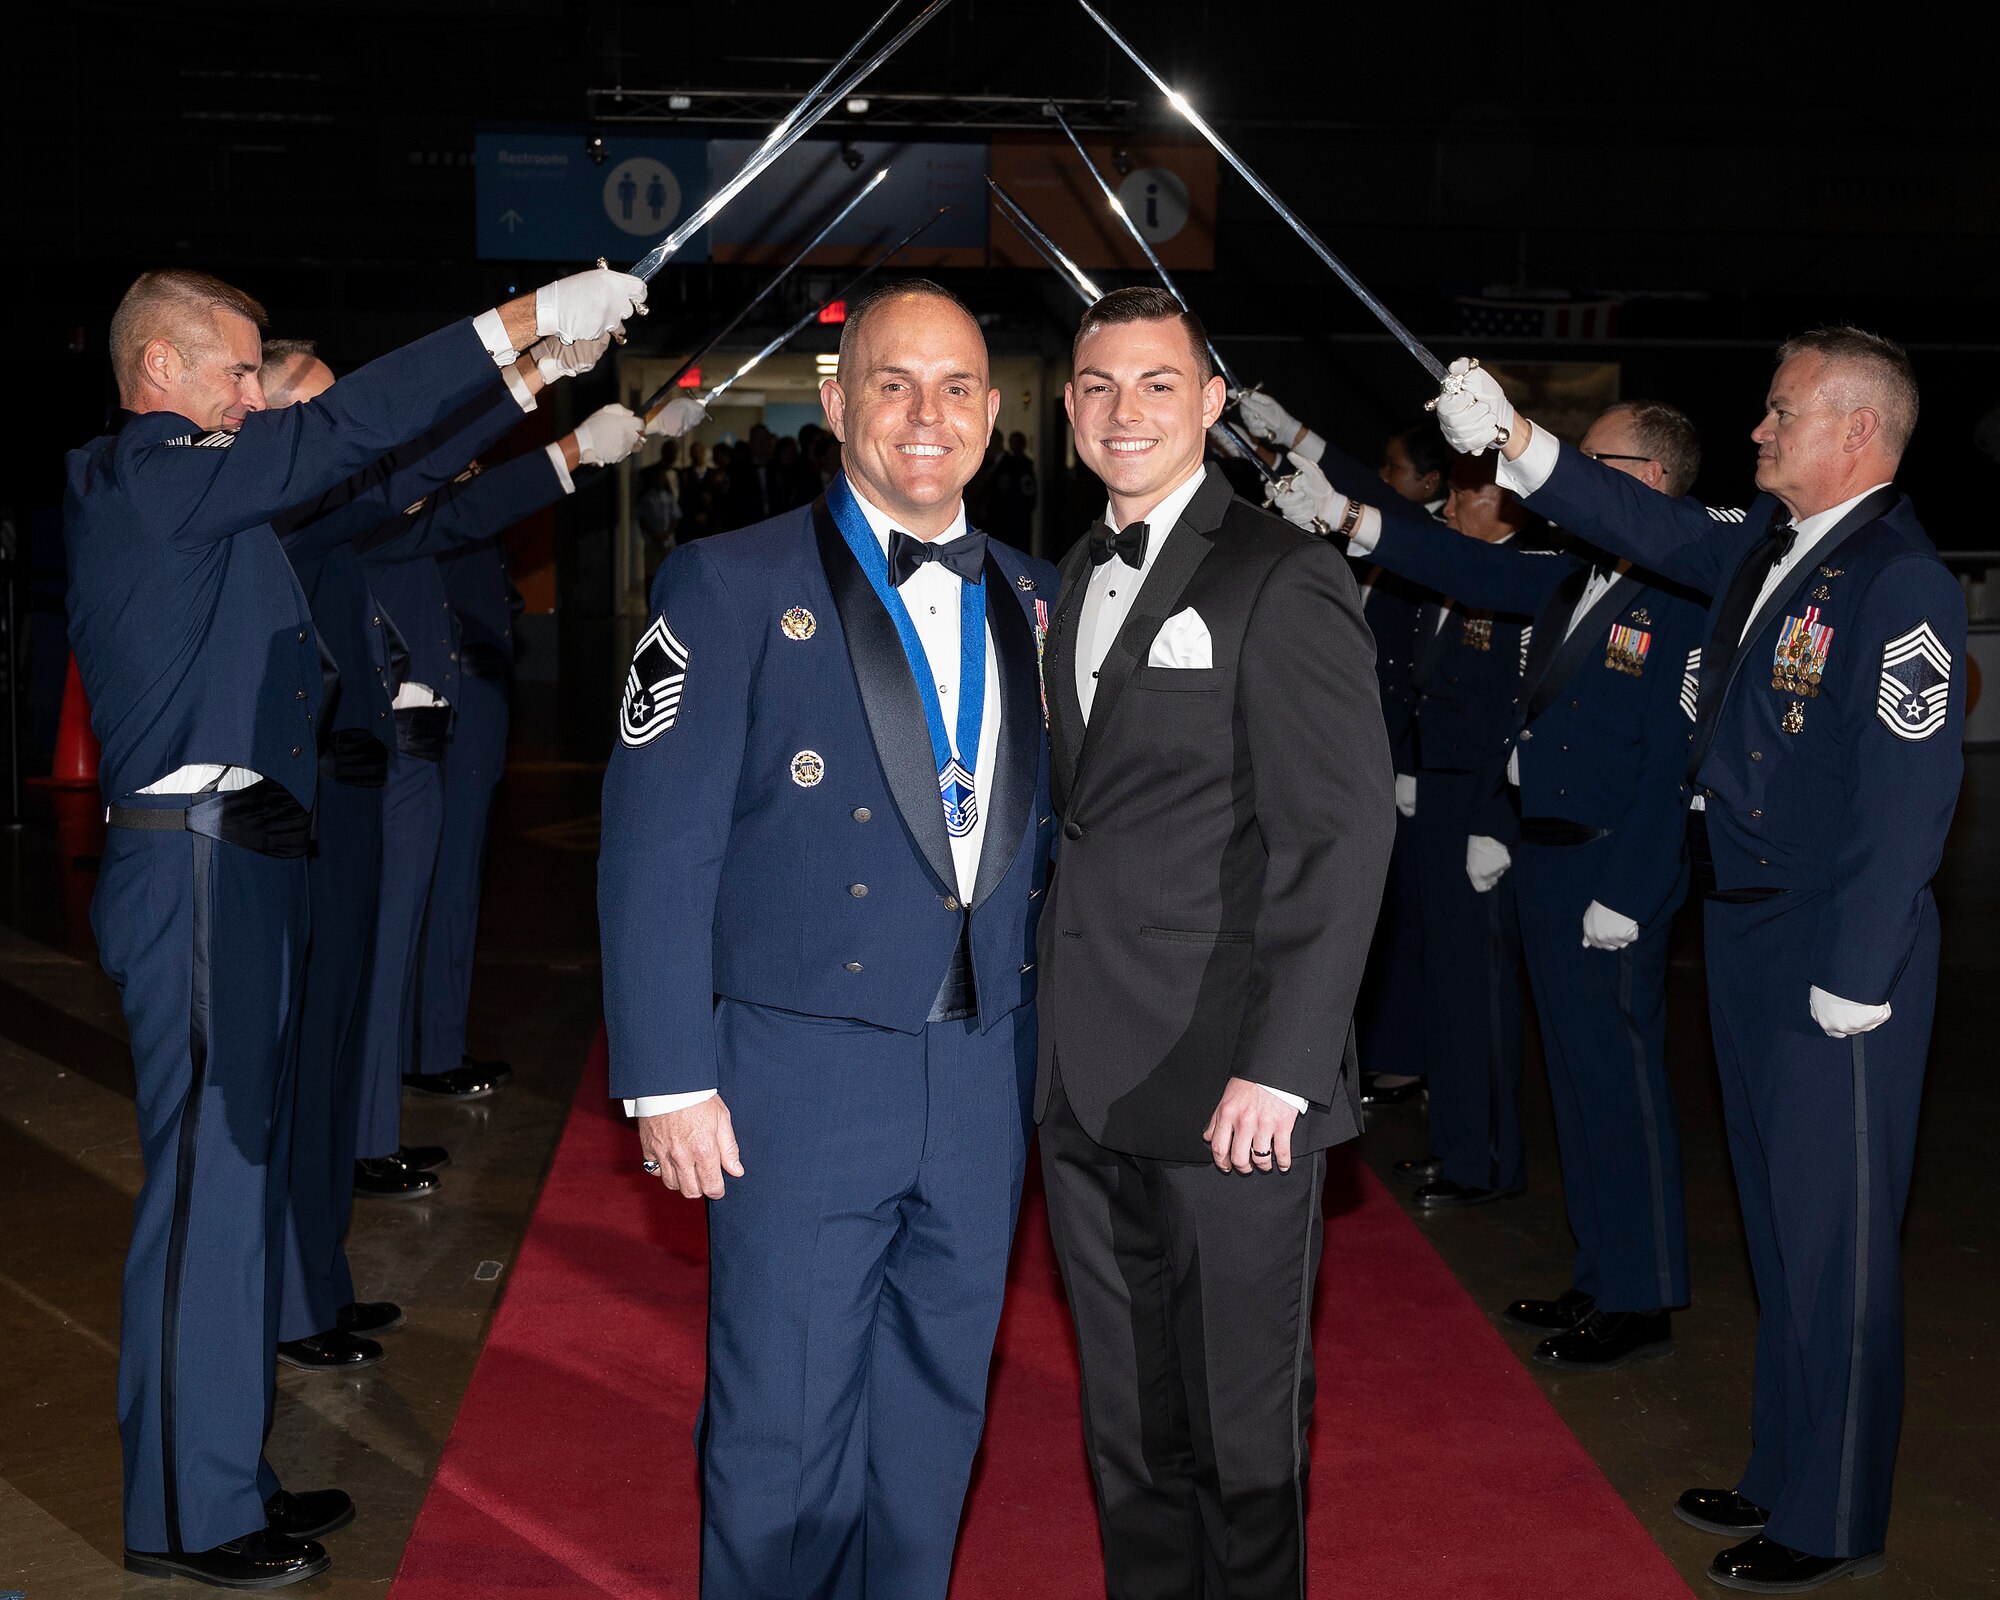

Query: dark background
[[6, 0, 1995, 693]]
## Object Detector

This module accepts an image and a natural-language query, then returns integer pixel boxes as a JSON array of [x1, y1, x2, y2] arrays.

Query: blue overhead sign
[[475, 132, 709, 264]]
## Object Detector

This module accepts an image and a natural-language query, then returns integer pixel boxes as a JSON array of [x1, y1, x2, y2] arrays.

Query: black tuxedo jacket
[[1034, 472, 1397, 1161]]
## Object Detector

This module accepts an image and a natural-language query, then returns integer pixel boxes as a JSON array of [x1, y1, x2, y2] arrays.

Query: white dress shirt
[[1741, 481, 1893, 641], [1075, 463, 1308, 1118], [627, 486, 1001, 1120]]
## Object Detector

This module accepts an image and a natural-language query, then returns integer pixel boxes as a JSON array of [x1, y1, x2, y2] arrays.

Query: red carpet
[[390, 1033, 1691, 1598]]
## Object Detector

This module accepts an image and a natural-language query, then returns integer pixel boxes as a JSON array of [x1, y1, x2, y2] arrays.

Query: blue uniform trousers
[[279, 775, 384, 1338], [1707, 890, 1937, 1559], [355, 746, 444, 1158], [701, 998, 1034, 1600], [93, 811, 308, 1551], [415, 670, 507, 1074], [1413, 769, 1525, 1191], [1515, 839, 1689, 1312], [1355, 808, 1428, 1080]]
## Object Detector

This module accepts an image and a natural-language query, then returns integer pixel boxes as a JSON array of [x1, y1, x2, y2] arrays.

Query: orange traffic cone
[[36, 652, 100, 789]]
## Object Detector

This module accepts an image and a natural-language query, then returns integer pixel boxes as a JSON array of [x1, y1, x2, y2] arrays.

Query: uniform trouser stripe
[[1618, 949, 1676, 1310], [1836, 1034, 1870, 1552], [160, 832, 215, 1554], [1287, 1148, 1325, 1600]]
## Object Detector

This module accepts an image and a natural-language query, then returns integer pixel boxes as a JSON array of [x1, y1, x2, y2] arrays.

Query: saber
[[698, 206, 951, 408], [1076, 0, 1448, 389], [747, 0, 904, 170], [641, 166, 891, 418], [625, 0, 956, 281], [988, 178, 1275, 483], [1047, 105, 1242, 394]]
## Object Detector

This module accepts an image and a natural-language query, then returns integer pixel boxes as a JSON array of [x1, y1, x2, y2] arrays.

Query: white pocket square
[[1148, 606, 1213, 669]]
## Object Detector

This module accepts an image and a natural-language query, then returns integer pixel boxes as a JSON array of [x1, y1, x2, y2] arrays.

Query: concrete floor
[[2, 664, 1994, 1597]]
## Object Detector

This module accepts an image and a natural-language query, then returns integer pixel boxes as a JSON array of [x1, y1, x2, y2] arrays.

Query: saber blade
[[628, 0, 956, 281], [1075, 0, 1446, 385], [642, 166, 891, 418], [1047, 105, 1239, 393], [701, 206, 951, 407]]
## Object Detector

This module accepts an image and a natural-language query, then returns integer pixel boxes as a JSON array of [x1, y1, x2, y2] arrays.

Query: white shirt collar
[[1791, 481, 1894, 544], [1100, 463, 1207, 577], [845, 476, 969, 558]]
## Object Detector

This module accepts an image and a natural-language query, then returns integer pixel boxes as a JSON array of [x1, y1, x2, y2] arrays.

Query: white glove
[[573, 403, 647, 468], [1809, 985, 1892, 1038], [1268, 456, 1348, 534], [1466, 834, 1512, 892], [1432, 357, 1516, 458], [1581, 900, 1641, 951], [1235, 389, 1302, 447], [647, 396, 708, 439], [1394, 774, 1417, 818], [530, 332, 612, 384], [535, 266, 648, 344]]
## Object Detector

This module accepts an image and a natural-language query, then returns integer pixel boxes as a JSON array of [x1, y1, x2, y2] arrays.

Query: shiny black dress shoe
[[1708, 1535, 1885, 1592], [266, 1487, 355, 1539], [1415, 1177, 1525, 1208], [396, 1143, 451, 1171], [465, 1051, 514, 1085], [1503, 1286, 1595, 1331], [338, 1299, 405, 1336], [1675, 1487, 1770, 1537], [403, 1064, 501, 1099], [1389, 1156, 1443, 1187], [1534, 1308, 1672, 1369], [124, 1527, 329, 1588], [353, 1157, 440, 1200], [276, 1329, 384, 1372], [1360, 1074, 1427, 1108]]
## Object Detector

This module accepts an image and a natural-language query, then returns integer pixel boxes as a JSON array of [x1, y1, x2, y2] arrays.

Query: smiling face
[[820, 290, 998, 539], [139, 308, 266, 432], [1066, 315, 1226, 527]]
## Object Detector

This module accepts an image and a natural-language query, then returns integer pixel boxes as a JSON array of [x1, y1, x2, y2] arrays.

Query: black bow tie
[[1088, 519, 1149, 568], [888, 527, 987, 588], [1766, 510, 1799, 569]]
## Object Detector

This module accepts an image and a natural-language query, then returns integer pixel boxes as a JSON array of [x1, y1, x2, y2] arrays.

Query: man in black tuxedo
[[1036, 286, 1396, 1597]]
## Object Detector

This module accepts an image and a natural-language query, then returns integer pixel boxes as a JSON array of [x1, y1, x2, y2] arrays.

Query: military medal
[[1034, 597, 1050, 729], [1772, 606, 1834, 697], [1460, 616, 1493, 652], [791, 750, 825, 787], [780, 606, 817, 641], [1605, 622, 1652, 677], [1782, 700, 1806, 735]]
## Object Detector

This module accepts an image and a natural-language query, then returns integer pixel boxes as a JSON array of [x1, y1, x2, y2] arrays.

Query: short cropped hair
[[1601, 399, 1702, 497], [1775, 326, 1919, 459], [835, 278, 979, 380], [1072, 285, 1215, 384], [1392, 420, 1447, 484], [108, 270, 268, 404], [258, 338, 321, 406]]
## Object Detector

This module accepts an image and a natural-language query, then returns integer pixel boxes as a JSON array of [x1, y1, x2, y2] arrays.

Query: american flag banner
[[1455, 296, 1623, 340]]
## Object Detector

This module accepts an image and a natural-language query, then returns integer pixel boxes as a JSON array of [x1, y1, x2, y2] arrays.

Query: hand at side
[[639, 1096, 745, 1199], [1203, 1077, 1301, 1174]]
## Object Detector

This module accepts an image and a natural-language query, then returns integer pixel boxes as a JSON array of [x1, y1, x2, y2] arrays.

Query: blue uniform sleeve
[[598, 543, 756, 1100], [143, 320, 502, 551], [1369, 510, 1571, 619], [1810, 557, 1966, 1003], [1313, 436, 1389, 506], [361, 449, 566, 563], [276, 389, 527, 563], [1524, 442, 1746, 597], [1596, 596, 1702, 926]]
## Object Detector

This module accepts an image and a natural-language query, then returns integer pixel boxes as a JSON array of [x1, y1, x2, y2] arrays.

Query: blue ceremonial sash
[[828, 473, 988, 838]]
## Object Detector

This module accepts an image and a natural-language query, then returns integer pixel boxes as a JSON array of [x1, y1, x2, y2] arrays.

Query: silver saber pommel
[[625, 0, 957, 283], [1075, 0, 1445, 387], [1421, 357, 1511, 446]]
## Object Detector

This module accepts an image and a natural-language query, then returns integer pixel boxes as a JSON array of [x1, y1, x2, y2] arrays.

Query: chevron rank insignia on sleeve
[[620, 616, 690, 747], [1705, 505, 1745, 523], [166, 430, 237, 448], [1679, 647, 1700, 721], [1877, 621, 1950, 740]]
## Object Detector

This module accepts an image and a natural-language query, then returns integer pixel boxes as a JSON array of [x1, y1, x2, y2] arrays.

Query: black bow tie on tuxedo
[[1768, 515, 1799, 568], [888, 526, 988, 588], [1088, 519, 1149, 568]]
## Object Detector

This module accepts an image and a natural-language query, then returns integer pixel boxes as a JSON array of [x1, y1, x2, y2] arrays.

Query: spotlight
[[840, 141, 864, 172], [845, 96, 870, 114], [586, 133, 607, 165], [1112, 146, 1133, 176], [667, 92, 693, 112]]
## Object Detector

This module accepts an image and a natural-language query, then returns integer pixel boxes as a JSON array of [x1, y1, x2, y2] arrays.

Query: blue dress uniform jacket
[[64, 321, 502, 807], [601, 499, 1058, 1097], [1522, 440, 1965, 1558], [1359, 497, 1707, 1311], [599, 483, 1058, 1599]]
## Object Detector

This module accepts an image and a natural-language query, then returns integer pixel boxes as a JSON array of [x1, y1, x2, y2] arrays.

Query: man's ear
[[1846, 406, 1882, 455], [1200, 374, 1227, 430], [1062, 381, 1077, 425], [141, 337, 180, 395], [820, 377, 846, 442]]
